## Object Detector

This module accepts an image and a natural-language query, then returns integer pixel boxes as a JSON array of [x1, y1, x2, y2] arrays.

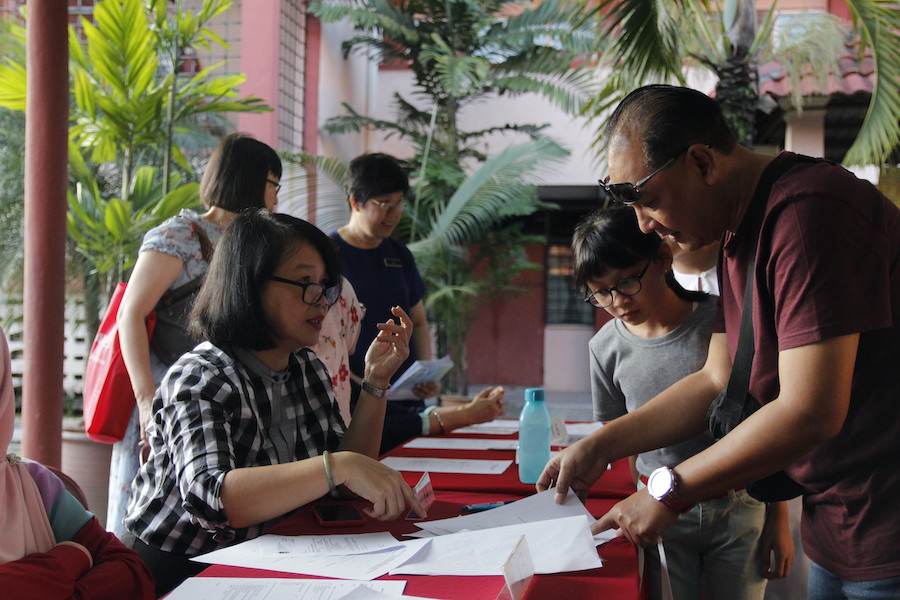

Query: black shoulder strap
[[725, 155, 811, 404], [191, 220, 214, 263]]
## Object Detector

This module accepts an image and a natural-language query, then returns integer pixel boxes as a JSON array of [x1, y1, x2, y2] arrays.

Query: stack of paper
[[191, 489, 611, 581], [389, 357, 453, 400]]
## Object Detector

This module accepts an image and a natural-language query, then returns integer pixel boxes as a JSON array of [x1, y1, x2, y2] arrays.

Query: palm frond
[[843, 0, 900, 166], [409, 137, 568, 252], [278, 153, 350, 233]]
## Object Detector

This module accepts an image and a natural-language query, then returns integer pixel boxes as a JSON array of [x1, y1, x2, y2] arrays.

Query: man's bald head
[[606, 85, 738, 171]]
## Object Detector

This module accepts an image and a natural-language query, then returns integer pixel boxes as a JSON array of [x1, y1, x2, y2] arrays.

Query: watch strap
[[361, 380, 390, 398], [649, 467, 695, 514]]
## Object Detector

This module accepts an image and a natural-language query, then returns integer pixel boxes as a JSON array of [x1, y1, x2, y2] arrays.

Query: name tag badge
[[384, 257, 402, 268]]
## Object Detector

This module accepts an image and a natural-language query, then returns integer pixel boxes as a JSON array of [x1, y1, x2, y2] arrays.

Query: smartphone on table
[[313, 504, 366, 528]]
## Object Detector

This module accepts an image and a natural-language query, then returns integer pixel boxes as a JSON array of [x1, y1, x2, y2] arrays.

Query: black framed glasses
[[269, 276, 340, 306], [583, 260, 652, 308], [267, 178, 282, 193]]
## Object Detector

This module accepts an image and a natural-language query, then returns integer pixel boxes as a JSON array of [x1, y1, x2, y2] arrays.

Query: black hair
[[346, 152, 410, 206], [190, 210, 342, 350], [605, 84, 737, 170], [199, 133, 283, 211], [572, 205, 707, 303]]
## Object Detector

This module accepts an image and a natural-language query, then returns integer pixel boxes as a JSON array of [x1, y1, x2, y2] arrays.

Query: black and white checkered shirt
[[124, 343, 345, 556]]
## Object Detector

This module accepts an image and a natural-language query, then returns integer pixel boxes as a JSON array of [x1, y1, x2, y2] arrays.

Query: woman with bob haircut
[[124, 211, 424, 597], [110, 133, 284, 536]]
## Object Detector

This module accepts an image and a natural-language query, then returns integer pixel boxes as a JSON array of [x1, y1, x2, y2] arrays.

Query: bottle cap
[[524, 388, 545, 402]]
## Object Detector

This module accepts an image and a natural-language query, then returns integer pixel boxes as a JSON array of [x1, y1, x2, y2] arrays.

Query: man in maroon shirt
[[538, 84, 900, 597]]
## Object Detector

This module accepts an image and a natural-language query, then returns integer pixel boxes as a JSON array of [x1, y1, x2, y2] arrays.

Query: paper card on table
[[390, 515, 601, 576], [513, 448, 558, 464], [192, 536, 432, 580], [565, 421, 603, 441], [336, 586, 440, 600], [550, 418, 568, 445], [380, 456, 512, 475], [415, 488, 591, 536], [452, 419, 520, 435], [388, 357, 453, 400], [406, 471, 435, 519], [256, 532, 404, 557], [498, 535, 535, 600], [403, 437, 518, 451], [166, 578, 407, 600]]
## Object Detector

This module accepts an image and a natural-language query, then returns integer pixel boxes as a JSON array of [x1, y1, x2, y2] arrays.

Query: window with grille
[[546, 244, 593, 325]]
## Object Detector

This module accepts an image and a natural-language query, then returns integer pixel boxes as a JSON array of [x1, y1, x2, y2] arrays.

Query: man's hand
[[591, 488, 679, 547], [536, 436, 609, 504]]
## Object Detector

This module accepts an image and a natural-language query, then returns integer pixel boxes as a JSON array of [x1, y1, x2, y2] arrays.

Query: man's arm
[[593, 333, 859, 544], [675, 333, 857, 500], [538, 333, 731, 501]]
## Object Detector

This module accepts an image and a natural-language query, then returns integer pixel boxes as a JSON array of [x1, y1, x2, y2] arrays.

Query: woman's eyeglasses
[[369, 198, 404, 212], [584, 260, 652, 308], [267, 179, 282, 193], [269, 276, 340, 306]]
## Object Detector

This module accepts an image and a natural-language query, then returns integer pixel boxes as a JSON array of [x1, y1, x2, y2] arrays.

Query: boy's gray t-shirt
[[589, 298, 717, 477]]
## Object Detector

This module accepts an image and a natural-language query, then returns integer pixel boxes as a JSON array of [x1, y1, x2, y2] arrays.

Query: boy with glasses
[[574, 206, 792, 599]]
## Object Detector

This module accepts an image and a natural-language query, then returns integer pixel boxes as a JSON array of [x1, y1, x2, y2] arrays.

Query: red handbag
[[83, 283, 157, 443]]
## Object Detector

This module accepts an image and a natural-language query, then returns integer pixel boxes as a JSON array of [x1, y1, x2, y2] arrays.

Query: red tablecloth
[[388, 436, 635, 499], [195, 429, 643, 600], [199, 492, 642, 600]]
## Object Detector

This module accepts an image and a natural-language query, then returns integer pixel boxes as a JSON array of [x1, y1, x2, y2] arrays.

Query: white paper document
[[166, 578, 407, 600], [192, 536, 431, 580], [402, 437, 518, 451], [389, 357, 453, 400], [390, 515, 601, 576], [414, 488, 591, 535], [565, 421, 603, 441], [452, 419, 520, 435], [380, 456, 512, 475], [256, 533, 404, 557], [407, 487, 617, 547], [336, 587, 439, 600]]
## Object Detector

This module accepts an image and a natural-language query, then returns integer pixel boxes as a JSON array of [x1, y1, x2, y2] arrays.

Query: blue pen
[[460, 500, 516, 514]]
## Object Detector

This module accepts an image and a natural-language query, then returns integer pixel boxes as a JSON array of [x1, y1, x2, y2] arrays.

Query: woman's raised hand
[[363, 306, 412, 386]]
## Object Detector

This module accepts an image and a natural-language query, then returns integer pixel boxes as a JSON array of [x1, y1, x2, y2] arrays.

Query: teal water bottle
[[518, 387, 551, 484]]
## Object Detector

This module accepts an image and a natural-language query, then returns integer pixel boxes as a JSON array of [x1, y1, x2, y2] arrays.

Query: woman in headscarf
[[0, 326, 154, 598]]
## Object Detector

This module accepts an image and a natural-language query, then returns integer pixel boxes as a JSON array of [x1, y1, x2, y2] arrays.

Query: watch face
[[647, 468, 675, 500]]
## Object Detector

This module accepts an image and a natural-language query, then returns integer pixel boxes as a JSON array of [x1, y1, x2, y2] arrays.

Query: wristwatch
[[646, 466, 695, 513], [360, 380, 390, 398]]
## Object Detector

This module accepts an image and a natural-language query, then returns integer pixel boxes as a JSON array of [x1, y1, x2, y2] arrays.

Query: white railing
[[1, 296, 90, 397]]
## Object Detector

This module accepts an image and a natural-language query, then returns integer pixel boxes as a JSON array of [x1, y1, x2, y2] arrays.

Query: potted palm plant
[[301, 0, 600, 393]]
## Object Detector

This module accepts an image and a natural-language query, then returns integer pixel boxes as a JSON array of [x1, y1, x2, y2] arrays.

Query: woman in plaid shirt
[[124, 211, 425, 596]]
